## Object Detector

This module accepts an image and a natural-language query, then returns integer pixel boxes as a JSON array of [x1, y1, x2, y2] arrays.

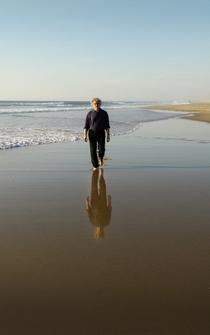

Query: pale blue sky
[[1, 0, 210, 101]]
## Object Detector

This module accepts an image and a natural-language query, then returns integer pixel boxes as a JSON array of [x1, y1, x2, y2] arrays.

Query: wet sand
[[1, 118, 210, 335], [142, 102, 210, 122]]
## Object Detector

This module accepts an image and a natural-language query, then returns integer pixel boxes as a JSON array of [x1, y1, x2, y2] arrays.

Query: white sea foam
[[0, 128, 81, 149]]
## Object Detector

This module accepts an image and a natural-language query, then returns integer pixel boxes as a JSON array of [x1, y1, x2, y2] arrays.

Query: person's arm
[[105, 111, 110, 142], [108, 195, 112, 209], [85, 196, 90, 210], [83, 128, 88, 142], [84, 112, 90, 142], [106, 128, 110, 142]]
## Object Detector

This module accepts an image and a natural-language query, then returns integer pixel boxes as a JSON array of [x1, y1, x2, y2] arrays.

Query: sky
[[0, 0, 210, 102]]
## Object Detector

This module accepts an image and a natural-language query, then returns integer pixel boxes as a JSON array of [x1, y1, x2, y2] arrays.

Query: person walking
[[84, 98, 110, 170]]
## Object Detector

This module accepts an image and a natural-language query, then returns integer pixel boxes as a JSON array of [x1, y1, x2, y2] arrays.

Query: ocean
[[0, 100, 183, 149]]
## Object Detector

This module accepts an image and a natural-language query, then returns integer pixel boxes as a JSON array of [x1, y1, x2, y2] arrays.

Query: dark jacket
[[84, 108, 110, 132]]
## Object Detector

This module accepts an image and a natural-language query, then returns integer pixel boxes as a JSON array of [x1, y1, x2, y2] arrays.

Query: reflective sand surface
[[1, 119, 210, 335]]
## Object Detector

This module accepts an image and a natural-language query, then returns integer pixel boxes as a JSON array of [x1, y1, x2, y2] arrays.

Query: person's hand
[[84, 135, 88, 142], [107, 134, 110, 142]]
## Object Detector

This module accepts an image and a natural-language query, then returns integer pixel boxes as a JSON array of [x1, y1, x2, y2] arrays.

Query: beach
[[142, 102, 210, 122], [1, 117, 210, 334]]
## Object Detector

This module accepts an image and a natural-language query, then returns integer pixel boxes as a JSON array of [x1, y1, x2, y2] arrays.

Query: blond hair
[[91, 97, 102, 105]]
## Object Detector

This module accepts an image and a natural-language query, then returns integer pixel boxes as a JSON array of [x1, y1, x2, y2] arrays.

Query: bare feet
[[99, 158, 104, 166]]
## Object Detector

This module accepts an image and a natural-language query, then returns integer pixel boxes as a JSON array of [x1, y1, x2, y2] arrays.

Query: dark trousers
[[91, 169, 107, 208], [88, 130, 105, 168]]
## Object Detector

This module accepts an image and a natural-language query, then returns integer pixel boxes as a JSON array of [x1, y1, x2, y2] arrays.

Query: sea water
[[0, 100, 184, 149]]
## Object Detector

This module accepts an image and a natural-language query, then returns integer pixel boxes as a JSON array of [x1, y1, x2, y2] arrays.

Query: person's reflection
[[85, 169, 112, 239]]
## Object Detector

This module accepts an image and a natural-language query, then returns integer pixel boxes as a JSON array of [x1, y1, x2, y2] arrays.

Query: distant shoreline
[[141, 102, 210, 123]]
